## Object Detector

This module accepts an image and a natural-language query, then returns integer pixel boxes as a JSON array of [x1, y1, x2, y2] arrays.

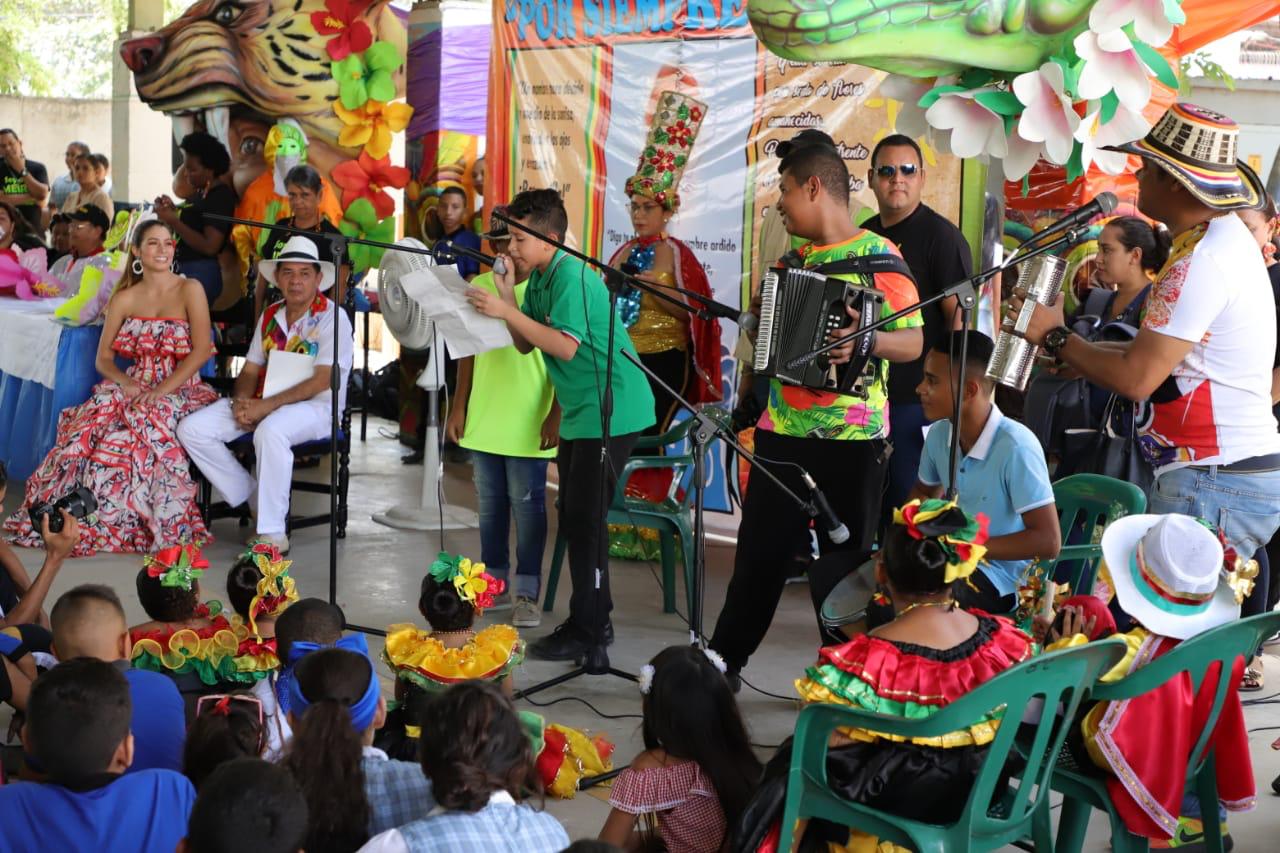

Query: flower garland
[[888, 0, 1186, 184], [310, 0, 412, 273]]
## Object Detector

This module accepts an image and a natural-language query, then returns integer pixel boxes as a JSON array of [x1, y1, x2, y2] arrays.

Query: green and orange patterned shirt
[[758, 230, 922, 441]]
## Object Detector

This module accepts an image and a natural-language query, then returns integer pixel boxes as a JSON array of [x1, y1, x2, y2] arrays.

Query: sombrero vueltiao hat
[[1102, 103, 1265, 211], [1100, 513, 1238, 641], [257, 235, 336, 292], [623, 91, 708, 212]]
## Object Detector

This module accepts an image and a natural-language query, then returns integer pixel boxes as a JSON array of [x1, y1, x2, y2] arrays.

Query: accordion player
[[752, 254, 913, 397]]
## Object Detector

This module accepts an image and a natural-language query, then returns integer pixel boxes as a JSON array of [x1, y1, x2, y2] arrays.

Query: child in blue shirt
[[0, 657, 195, 852]]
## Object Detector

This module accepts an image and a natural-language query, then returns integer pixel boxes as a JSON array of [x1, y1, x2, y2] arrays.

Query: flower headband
[[242, 543, 299, 638], [893, 499, 990, 584], [638, 647, 727, 695], [144, 543, 208, 590], [428, 552, 505, 611]]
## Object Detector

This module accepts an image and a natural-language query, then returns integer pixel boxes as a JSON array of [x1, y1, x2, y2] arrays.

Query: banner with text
[[488, 0, 964, 509]]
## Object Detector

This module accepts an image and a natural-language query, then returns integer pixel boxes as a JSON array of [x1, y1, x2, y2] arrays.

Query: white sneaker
[[513, 596, 542, 628], [488, 591, 513, 612], [246, 533, 290, 554]]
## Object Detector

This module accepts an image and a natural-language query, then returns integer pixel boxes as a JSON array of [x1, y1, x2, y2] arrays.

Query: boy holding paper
[[179, 236, 353, 553], [447, 207, 560, 628], [467, 189, 655, 661]]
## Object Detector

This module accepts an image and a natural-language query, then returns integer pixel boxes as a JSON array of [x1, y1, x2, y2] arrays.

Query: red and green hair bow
[[144, 543, 208, 590], [893, 499, 990, 584]]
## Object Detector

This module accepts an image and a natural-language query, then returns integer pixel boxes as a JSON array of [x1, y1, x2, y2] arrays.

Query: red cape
[[1092, 633, 1255, 838]]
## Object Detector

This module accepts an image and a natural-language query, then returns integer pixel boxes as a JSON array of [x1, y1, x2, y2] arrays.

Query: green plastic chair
[[778, 638, 1128, 853], [1050, 610, 1280, 853], [1050, 474, 1147, 596], [542, 408, 731, 616]]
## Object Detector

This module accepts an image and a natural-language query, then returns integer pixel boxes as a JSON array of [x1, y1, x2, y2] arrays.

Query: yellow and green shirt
[[758, 230, 922, 441]]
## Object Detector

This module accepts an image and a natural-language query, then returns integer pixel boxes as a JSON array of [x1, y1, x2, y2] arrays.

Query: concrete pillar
[[111, 0, 172, 203]]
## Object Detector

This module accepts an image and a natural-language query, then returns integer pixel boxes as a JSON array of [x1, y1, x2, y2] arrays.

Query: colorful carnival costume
[[380, 553, 613, 798], [129, 546, 278, 687], [4, 318, 218, 556], [1054, 514, 1256, 842]]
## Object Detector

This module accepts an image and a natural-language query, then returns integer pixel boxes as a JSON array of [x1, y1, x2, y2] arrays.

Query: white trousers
[[178, 398, 330, 536]]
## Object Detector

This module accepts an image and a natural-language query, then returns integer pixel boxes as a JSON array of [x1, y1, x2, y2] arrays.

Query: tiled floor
[[4, 419, 1278, 849]]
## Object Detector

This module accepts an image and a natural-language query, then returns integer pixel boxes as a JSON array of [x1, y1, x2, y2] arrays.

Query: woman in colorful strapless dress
[[4, 219, 218, 556]]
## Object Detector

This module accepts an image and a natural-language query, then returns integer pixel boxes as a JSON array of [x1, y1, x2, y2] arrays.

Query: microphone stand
[[208, 212, 460, 637], [782, 225, 1087, 499], [619, 349, 820, 647]]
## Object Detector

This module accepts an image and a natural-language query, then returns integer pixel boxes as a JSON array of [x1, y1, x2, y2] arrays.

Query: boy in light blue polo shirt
[[911, 331, 1060, 612]]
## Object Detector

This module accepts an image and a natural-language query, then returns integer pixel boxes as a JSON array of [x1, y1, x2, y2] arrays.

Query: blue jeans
[[1146, 465, 1280, 559], [470, 451, 548, 600], [881, 401, 930, 533]]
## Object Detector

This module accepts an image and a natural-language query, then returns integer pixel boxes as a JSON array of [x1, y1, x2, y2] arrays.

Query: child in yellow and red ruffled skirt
[[377, 551, 613, 797]]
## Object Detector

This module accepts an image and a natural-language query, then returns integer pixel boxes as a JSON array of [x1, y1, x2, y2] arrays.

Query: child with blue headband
[[282, 646, 436, 853]]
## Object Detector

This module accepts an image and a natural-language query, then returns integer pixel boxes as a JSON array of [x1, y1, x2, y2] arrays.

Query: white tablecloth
[[0, 298, 70, 389]]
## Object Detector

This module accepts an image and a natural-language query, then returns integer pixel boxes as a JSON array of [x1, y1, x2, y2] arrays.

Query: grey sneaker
[[512, 596, 542, 628], [488, 591, 513, 612]]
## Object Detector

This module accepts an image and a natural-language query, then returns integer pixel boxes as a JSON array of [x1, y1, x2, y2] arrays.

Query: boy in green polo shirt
[[447, 207, 561, 629], [467, 189, 655, 661]]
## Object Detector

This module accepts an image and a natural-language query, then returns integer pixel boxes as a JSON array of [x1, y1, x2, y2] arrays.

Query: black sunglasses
[[875, 164, 919, 178]]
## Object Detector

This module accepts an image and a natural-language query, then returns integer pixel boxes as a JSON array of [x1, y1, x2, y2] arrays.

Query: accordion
[[753, 267, 886, 397]]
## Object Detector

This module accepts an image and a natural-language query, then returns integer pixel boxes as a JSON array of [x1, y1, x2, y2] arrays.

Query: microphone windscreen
[[1096, 192, 1118, 215]]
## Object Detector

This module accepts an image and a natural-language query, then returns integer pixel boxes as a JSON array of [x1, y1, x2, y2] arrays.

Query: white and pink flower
[[1075, 29, 1153, 112], [925, 89, 1008, 160], [1076, 103, 1154, 175], [1089, 0, 1185, 48], [1012, 62, 1081, 166]]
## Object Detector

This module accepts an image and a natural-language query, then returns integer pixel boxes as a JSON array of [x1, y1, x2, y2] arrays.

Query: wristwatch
[[1042, 325, 1073, 356]]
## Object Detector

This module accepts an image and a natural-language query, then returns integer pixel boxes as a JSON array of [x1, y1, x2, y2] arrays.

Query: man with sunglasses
[[863, 134, 972, 528]]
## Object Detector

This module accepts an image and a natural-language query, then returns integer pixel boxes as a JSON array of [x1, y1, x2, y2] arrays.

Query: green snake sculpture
[[748, 0, 1099, 75]]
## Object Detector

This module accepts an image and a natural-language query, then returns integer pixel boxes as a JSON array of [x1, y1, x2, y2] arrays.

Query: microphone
[[435, 239, 506, 276], [801, 471, 849, 544], [1018, 192, 1118, 249]]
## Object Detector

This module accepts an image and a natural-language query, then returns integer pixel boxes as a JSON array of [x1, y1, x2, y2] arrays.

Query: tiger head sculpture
[[121, 0, 406, 197]]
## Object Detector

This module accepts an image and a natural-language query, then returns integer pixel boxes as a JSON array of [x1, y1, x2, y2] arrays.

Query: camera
[[29, 486, 97, 534]]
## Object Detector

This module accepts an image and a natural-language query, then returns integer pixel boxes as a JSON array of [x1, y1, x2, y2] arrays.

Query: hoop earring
[[131, 259, 143, 276]]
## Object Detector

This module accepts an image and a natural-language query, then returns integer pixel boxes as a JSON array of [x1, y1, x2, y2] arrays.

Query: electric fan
[[371, 238, 478, 531]]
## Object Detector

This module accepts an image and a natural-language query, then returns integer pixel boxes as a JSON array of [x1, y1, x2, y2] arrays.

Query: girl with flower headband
[[225, 542, 299, 643], [379, 552, 612, 799], [129, 544, 279, 689], [737, 500, 1034, 851], [283, 647, 436, 853], [600, 644, 760, 853]]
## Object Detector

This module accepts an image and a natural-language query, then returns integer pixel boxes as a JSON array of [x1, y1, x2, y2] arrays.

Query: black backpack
[[1024, 286, 1149, 457]]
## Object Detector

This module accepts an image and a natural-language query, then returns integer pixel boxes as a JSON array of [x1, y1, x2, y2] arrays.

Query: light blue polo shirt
[[918, 405, 1055, 597]]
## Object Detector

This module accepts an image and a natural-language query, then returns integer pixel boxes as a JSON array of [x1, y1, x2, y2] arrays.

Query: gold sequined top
[[628, 271, 689, 354]]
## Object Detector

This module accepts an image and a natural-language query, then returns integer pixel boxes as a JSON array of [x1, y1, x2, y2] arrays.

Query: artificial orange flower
[[334, 100, 414, 160]]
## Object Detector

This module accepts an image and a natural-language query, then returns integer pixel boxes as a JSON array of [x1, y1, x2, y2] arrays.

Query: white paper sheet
[[398, 265, 513, 359], [263, 350, 315, 398]]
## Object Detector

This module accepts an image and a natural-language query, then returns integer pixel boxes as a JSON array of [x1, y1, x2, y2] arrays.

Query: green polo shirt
[[521, 250, 655, 440]]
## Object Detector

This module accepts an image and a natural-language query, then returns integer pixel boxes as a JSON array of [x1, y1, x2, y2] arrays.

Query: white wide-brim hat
[[1101, 514, 1239, 641], [257, 235, 336, 292]]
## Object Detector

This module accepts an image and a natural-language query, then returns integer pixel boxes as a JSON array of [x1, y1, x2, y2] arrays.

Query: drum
[[819, 557, 878, 639]]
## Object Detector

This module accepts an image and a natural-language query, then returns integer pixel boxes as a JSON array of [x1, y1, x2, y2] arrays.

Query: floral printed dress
[[4, 317, 219, 556]]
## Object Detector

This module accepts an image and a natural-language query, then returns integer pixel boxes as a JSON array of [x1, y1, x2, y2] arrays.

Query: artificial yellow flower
[[334, 99, 414, 160], [452, 557, 490, 604]]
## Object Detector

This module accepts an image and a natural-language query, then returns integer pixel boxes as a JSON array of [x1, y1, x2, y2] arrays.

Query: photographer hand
[[41, 510, 81, 562]]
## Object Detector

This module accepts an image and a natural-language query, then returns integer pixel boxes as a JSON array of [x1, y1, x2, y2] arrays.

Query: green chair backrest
[[615, 406, 732, 513], [790, 638, 1128, 847], [1091, 611, 1280, 791], [1051, 474, 1147, 595]]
